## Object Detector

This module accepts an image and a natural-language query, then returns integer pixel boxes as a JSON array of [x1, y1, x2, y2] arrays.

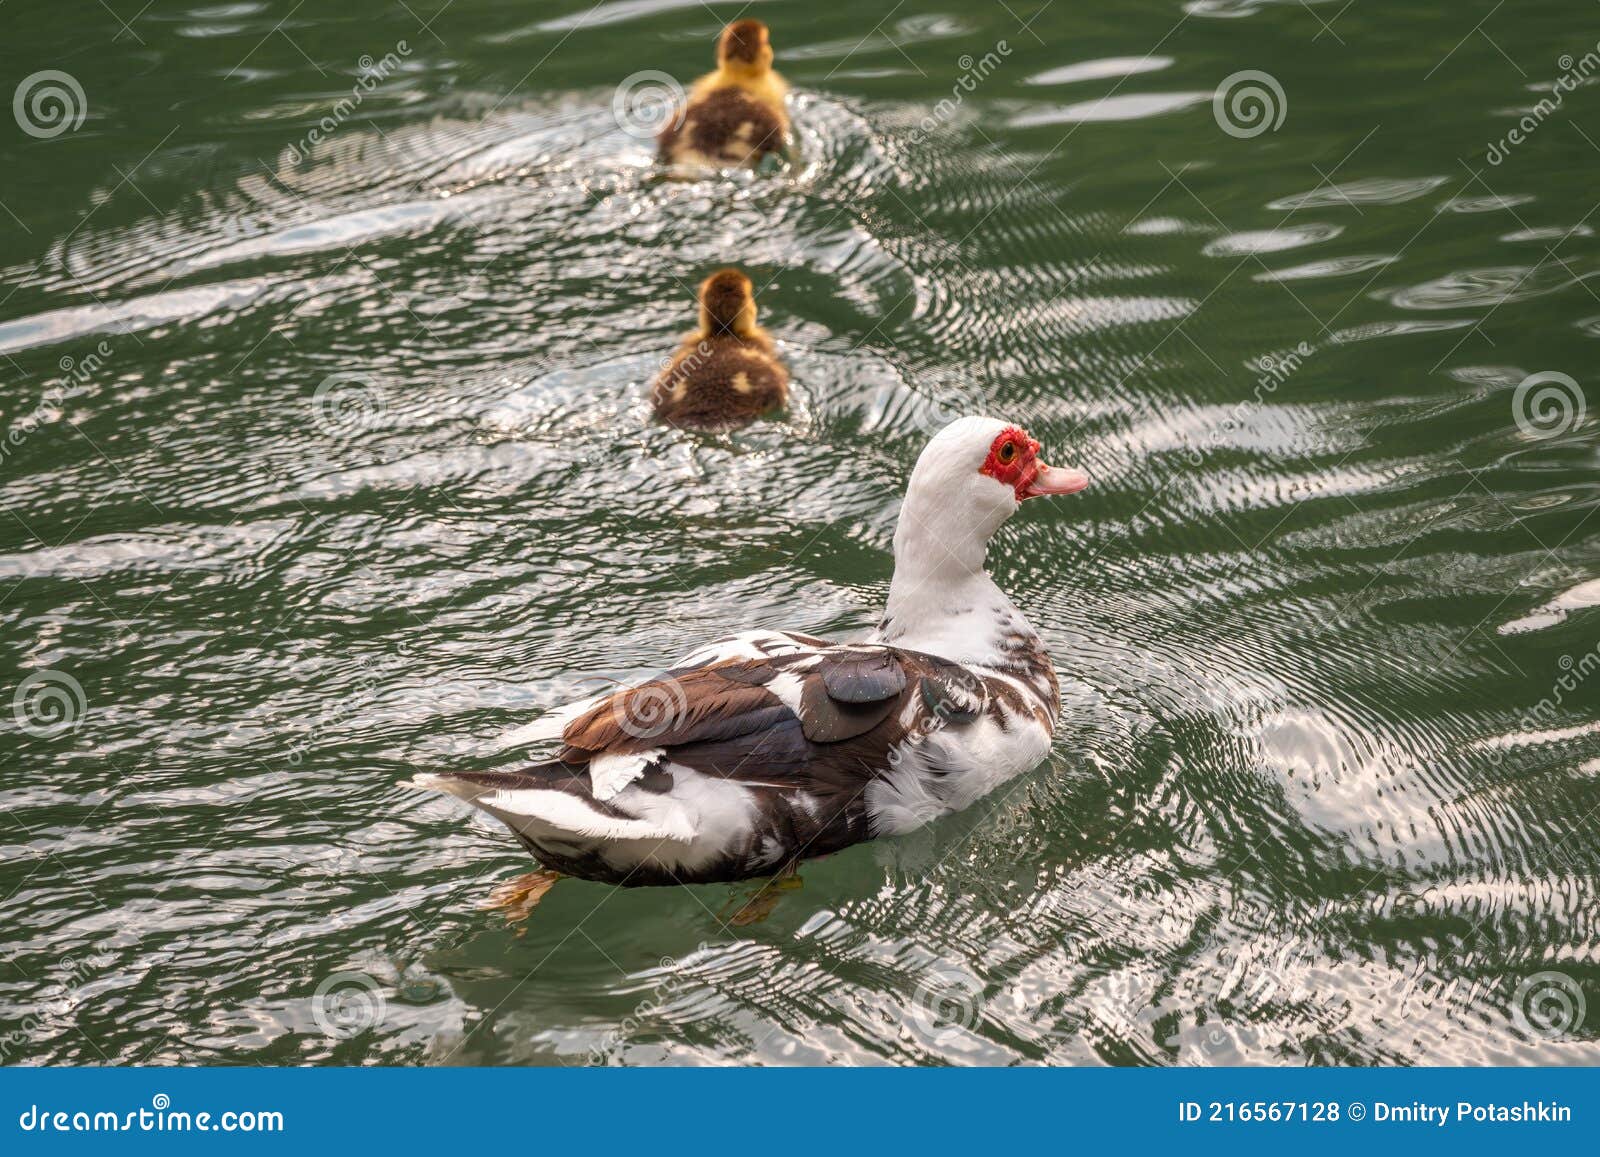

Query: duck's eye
[[997, 441, 1019, 465]]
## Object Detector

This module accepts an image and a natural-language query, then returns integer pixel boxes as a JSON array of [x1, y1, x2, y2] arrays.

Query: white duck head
[[879, 416, 1089, 657]]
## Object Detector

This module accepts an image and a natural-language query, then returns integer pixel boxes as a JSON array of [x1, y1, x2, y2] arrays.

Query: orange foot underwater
[[725, 867, 803, 927], [480, 869, 563, 928]]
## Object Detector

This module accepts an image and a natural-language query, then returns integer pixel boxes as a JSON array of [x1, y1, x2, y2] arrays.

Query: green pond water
[[2, 0, 1599, 1065]]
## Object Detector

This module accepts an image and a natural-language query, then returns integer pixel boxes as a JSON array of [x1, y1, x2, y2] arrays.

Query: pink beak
[[1022, 461, 1090, 499]]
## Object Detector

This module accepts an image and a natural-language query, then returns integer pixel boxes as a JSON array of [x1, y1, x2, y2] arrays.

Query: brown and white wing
[[556, 641, 912, 769], [409, 633, 1040, 881]]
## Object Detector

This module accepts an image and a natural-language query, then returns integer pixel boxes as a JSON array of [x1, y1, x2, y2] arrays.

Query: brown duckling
[[652, 269, 789, 427], [658, 20, 789, 169]]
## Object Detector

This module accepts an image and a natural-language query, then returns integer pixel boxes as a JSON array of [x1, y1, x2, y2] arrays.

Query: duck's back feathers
[[652, 335, 788, 427], [413, 631, 1058, 885], [658, 84, 787, 169]]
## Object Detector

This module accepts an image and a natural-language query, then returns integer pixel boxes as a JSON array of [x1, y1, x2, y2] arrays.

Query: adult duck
[[410, 418, 1089, 912], [657, 20, 789, 169]]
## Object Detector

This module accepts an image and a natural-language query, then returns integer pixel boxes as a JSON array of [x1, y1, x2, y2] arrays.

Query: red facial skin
[[979, 425, 1044, 501]]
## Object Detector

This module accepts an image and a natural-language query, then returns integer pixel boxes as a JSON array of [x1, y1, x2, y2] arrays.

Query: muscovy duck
[[409, 417, 1089, 909]]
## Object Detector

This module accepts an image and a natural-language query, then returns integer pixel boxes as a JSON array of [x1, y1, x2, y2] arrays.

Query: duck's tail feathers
[[405, 768, 693, 844]]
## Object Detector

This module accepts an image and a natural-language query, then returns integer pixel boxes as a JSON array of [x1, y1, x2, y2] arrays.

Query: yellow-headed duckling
[[652, 269, 789, 427], [658, 20, 789, 169]]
